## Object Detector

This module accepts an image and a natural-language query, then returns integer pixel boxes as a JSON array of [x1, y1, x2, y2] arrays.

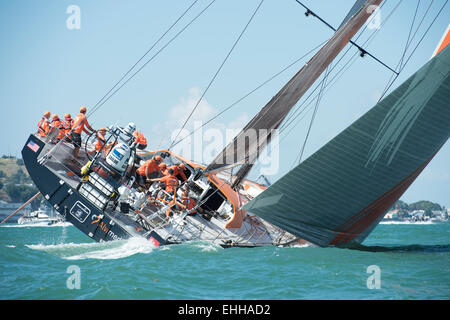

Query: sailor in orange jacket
[[168, 163, 188, 181], [150, 168, 180, 217], [62, 113, 74, 140], [72, 106, 96, 160], [49, 114, 65, 142], [133, 130, 147, 150], [136, 155, 162, 187], [158, 162, 168, 177], [149, 168, 179, 194], [37, 111, 51, 138], [89, 128, 107, 155], [179, 189, 198, 215], [177, 188, 209, 219]]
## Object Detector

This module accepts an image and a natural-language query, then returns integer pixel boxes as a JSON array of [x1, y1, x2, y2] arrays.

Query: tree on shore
[[409, 200, 442, 212], [4, 183, 41, 210]]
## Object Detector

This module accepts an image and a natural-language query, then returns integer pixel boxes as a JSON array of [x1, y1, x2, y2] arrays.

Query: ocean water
[[0, 221, 449, 300]]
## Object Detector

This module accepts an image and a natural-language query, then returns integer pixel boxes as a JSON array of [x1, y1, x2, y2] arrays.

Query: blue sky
[[0, 0, 449, 207]]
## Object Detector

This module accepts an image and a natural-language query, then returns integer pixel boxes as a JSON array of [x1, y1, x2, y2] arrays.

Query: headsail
[[203, 0, 383, 184], [244, 46, 450, 247]]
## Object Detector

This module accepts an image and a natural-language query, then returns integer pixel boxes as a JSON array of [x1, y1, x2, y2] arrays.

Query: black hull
[[22, 134, 165, 246]]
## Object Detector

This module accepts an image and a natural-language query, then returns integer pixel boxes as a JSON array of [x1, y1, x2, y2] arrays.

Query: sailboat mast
[[204, 0, 383, 188]]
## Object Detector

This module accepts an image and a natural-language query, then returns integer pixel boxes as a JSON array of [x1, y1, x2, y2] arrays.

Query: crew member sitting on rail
[[37, 111, 51, 138], [62, 113, 74, 141], [49, 114, 65, 143], [90, 128, 107, 155], [136, 155, 162, 188], [133, 130, 147, 150], [72, 106, 96, 161]]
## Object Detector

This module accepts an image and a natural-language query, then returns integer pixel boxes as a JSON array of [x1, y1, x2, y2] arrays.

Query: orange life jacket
[[37, 117, 50, 137], [159, 166, 168, 176], [95, 132, 106, 152], [103, 141, 116, 156], [133, 131, 147, 145], [136, 159, 159, 176], [160, 174, 179, 193], [72, 113, 92, 134], [51, 118, 65, 140], [168, 165, 187, 181], [63, 118, 74, 136]]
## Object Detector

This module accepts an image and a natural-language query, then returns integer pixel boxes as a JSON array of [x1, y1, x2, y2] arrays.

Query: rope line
[[169, 0, 266, 150], [87, 0, 218, 118], [87, 0, 201, 118]]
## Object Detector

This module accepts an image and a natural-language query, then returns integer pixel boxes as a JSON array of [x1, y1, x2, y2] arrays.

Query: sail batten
[[204, 0, 383, 180]]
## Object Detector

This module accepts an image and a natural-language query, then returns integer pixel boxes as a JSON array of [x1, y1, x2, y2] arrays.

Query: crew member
[[133, 130, 147, 150], [149, 168, 179, 216], [149, 168, 179, 194], [62, 113, 74, 140], [93, 128, 107, 154], [179, 189, 198, 215], [178, 189, 209, 219], [158, 162, 168, 177], [168, 163, 188, 182], [37, 111, 51, 138], [136, 155, 162, 188], [72, 106, 96, 160], [49, 114, 65, 142]]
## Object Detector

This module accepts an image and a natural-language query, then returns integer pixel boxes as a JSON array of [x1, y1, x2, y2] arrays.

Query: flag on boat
[[27, 140, 40, 153]]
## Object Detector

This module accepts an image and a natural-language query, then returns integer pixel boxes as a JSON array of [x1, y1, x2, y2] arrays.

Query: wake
[[26, 237, 157, 260], [1, 222, 72, 228]]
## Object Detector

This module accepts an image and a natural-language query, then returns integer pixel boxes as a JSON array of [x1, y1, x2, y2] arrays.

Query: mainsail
[[244, 46, 450, 247], [204, 0, 383, 183]]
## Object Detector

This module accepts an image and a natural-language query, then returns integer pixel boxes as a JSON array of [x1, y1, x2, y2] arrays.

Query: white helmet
[[124, 122, 136, 135]]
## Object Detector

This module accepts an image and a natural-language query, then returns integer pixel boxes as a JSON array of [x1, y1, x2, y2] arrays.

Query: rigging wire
[[294, 0, 399, 75], [87, 0, 218, 118], [247, 0, 402, 175], [170, 0, 392, 175], [87, 0, 201, 118], [167, 0, 390, 155], [293, 66, 331, 167], [277, 0, 392, 134], [168, 0, 266, 151], [377, 0, 448, 102], [263, 0, 446, 177], [167, 40, 327, 150], [400, 0, 421, 69], [278, 0, 401, 137], [377, 0, 424, 102], [38, 0, 216, 163]]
